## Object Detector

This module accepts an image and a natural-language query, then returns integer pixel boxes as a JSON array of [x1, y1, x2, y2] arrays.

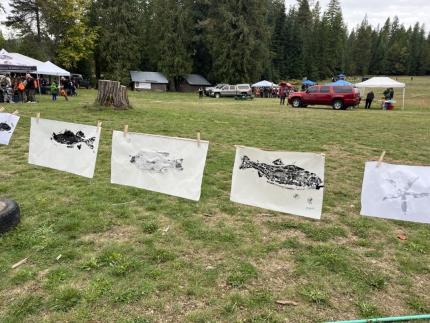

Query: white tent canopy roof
[[38, 61, 70, 76], [0, 48, 37, 72], [1, 49, 70, 76], [251, 80, 274, 87], [355, 77, 405, 88]]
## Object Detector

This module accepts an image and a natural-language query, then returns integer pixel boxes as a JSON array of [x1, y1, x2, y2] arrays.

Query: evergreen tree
[[150, 0, 193, 90], [91, 0, 142, 83], [205, 0, 270, 83], [5, 0, 44, 41]]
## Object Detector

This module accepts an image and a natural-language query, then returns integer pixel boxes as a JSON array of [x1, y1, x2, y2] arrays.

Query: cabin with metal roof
[[178, 74, 211, 92], [130, 71, 168, 91]]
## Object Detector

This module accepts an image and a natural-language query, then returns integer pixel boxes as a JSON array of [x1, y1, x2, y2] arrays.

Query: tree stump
[[96, 80, 130, 109]]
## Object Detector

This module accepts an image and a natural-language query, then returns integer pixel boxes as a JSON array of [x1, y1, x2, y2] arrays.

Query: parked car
[[204, 84, 226, 96], [288, 85, 361, 110], [210, 84, 252, 98], [71, 73, 91, 89]]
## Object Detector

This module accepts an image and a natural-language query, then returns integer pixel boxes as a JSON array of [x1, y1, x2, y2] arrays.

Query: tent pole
[[37, 73, 41, 95], [402, 87, 405, 111]]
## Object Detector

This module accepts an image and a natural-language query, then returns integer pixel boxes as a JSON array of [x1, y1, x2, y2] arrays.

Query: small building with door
[[130, 71, 168, 91], [178, 74, 211, 92]]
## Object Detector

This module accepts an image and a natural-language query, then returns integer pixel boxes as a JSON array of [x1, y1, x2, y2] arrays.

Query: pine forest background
[[1, 0, 430, 88]]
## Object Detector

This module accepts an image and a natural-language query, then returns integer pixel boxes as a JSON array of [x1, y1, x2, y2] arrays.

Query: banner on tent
[[0, 113, 20, 145], [28, 118, 101, 178], [230, 146, 325, 219], [361, 162, 430, 224], [111, 131, 209, 201]]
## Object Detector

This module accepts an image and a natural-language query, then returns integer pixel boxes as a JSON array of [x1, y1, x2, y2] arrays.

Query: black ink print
[[130, 150, 183, 173], [293, 193, 300, 199], [0, 122, 12, 132], [239, 155, 324, 190], [51, 130, 96, 150], [383, 176, 430, 215], [307, 198, 313, 205]]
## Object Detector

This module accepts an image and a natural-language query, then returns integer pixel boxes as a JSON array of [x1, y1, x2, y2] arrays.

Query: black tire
[[292, 98, 301, 108], [332, 100, 343, 110], [0, 199, 20, 234]]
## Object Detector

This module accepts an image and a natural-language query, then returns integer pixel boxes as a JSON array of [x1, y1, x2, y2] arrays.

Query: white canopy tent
[[38, 61, 70, 77], [355, 77, 406, 110], [251, 80, 274, 88], [0, 49, 37, 73]]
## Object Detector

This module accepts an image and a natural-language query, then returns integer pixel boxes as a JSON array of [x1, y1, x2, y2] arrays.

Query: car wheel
[[215, 93, 220, 99], [292, 98, 301, 108], [332, 100, 343, 110], [0, 199, 20, 234]]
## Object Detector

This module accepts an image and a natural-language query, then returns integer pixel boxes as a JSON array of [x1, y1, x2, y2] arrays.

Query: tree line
[[1, 0, 430, 88]]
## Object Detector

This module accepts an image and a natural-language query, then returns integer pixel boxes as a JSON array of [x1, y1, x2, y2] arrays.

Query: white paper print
[[230, 146, 325, 219], [361, 162, 430, 224], [28, 118, 101, 178], [111, 131, 209, 201], [0, 113, 20, 145]]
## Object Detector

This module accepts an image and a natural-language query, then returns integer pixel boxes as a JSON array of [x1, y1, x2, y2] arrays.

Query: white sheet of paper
[[230, 146, 325, 219], [361, 162, 430, 224], [28, 118, 101, 178], [111, 131, 209, 201], [0, 113, 20, 145]]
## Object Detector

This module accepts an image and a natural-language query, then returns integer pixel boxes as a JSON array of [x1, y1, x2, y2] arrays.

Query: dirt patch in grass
[[81, 225, 139, 245]]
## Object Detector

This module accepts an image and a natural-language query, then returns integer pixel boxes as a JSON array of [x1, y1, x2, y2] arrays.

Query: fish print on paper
[[0, 122, 12, 132], [383, 176, 430, 216], [130, 150, 183, 174], [239, 155, 324, 190], [51, 130, 96, 150]]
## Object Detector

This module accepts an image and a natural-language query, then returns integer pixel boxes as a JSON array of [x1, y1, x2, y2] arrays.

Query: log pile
[[96, 80, 130, 109]]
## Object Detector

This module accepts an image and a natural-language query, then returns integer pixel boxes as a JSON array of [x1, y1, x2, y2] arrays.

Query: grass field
[[0, 76, 429, 322]]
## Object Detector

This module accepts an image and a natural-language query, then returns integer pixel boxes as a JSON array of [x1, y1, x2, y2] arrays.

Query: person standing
[[51, 81, 58, 101], [25, 74, 36, 103], [279, 86, 287, 105], [198, 87, 203, 98], [365, 91, 374, 109]]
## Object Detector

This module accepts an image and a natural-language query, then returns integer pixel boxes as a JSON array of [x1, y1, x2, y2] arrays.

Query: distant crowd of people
[[0, 73, 78, 103]]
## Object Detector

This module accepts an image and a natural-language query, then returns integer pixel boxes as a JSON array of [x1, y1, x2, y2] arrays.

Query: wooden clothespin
[[124, 124, 129, 137], [36, 112, 40, 123], [376, 151, 386, 168], [97, 120, 102, 132], [12, 110, 19, 115], [197, 130, 201, 147], [0, 107, 5, 112]]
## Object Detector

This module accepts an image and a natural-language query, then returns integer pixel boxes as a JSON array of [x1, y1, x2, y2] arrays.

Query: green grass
[[0, 76, 429, 322]]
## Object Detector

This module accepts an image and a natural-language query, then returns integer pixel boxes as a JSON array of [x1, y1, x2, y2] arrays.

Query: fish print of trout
[[0, 122, 12, 132], [130, 151, 183, 174], [240, 155, 324, 190], [51, 130, 96, 150]]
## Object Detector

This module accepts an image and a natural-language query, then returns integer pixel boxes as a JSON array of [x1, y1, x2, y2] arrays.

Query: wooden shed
[[178, 74, 211, 92], [130, 71, 168, 91]]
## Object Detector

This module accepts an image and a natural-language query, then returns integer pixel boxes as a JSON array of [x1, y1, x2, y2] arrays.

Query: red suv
[[288, 85, 361, 110]]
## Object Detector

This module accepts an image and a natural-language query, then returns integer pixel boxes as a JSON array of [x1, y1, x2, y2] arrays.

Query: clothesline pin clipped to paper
[[12, 110, 19, 115], [124, 124, 129, 138], [36, 112, 40, 123], [97, 121, 102, 132], [0, 107, 5, 112], [376, 150, 386, 168], [197, 131, 201, 147]]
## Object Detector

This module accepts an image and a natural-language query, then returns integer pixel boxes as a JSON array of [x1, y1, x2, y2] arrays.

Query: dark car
[[288, 85, 361, 110], [71, 73, 91, 89]]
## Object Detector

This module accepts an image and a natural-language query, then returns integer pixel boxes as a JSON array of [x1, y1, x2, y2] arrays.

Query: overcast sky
[[1, 1, 429, 37], [286, 0, 430, 31]]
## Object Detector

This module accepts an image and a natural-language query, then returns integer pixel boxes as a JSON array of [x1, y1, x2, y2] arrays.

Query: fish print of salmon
[[130, 150, 183, 174], [0, 122, 12, 132], [239, 155, 324, 190], [51, 130, 96, 150]]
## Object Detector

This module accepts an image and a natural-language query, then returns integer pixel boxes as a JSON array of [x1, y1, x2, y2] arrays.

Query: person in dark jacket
[[365, 91, 375, 109]]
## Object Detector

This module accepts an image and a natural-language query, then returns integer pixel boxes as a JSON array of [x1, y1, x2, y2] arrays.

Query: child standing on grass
[[51, 81, 58, 101]]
